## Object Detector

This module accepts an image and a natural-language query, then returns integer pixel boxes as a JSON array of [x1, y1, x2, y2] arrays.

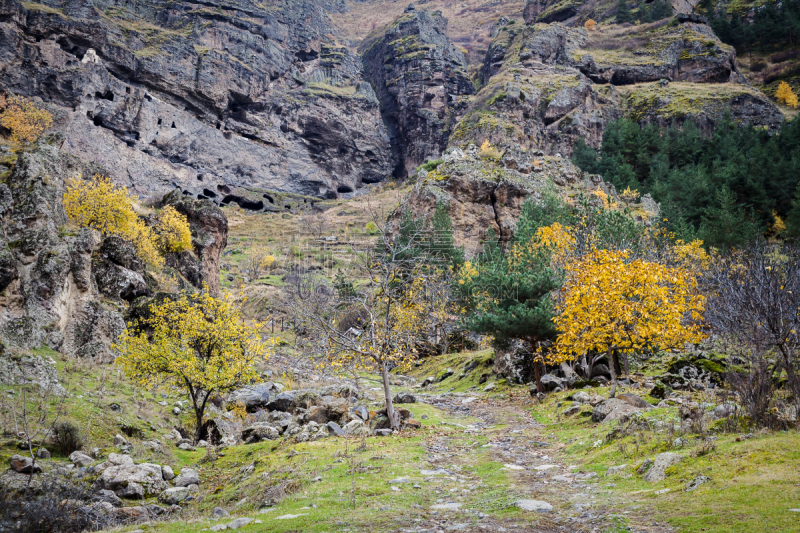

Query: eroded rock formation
[[360, 4, 475, 176], [0, 0, 394, 199]]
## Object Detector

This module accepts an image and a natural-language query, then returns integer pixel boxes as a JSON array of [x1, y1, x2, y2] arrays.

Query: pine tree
[[615, 0, 633, 23], [786, 182, 800, 238]]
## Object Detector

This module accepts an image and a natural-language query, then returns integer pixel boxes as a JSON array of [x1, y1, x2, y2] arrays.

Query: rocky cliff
[[0, 0, 394, 200], [390, 144, 658, 257], [452, 18, 782, 155], [0, 140, 228, 359], [360, 4, 475, 176]]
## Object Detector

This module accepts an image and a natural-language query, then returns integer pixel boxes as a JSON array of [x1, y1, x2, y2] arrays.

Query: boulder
[[108, 453, 134, 466], [95, 462, 168, 497], [161, 465, 175, 481], [202, 417, 243, 447], [113, 434, 128, 447], [159, 486, 191, 505], [173, 468, 201, 488], [393, 391, 416, 404], [572, 391, 591, 404], [591, 364, 611, 379], [93, 489, 123, 507], [591, 398, 642, 423], [344, 419, 369, 437], [242, 423, 280, 443], [713, 403, 738, 419], [227, 383, 273, 412], [70, 451, 94, 468], [540, 374, 564, 392], [354, 405, 370, 421], [643, 452, 682, 482], [9, 454, 41, 474], [437, 368, 454, 382], [266, 391, 296, 412], [326, 421, 345, 437], [650, 382, 672, 399], [322, 397, 349, 421], [92, 237, 150, 302]]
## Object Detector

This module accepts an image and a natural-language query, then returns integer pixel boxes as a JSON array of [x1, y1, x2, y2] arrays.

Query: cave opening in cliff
[[95, 90, 114, 101], [337, 185, 354, 194], [263, 194, 274, 204]]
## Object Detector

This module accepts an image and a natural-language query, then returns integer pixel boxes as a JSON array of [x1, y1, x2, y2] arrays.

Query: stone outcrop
[[0, 141, 225, 358], [0, 0, 393, 199], [454, 19, 782, 156], [0, 142, 125, 359], [391, 145, 646, 257], [161, 190, 228, 296], [360, 5, 475, 176]]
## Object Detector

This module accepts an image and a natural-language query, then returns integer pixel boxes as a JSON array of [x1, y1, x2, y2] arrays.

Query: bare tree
[[285, 206, 451, 430], [704, 239, 800, 420]]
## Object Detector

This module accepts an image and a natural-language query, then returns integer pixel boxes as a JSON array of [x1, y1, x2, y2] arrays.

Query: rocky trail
[[395, 393, 677, 533]]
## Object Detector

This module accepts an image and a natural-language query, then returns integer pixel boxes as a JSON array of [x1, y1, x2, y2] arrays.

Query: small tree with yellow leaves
[[554, 249, 707, 397], [584, 19, 597, 31], [116, 290, 270, 442], [155, 205, 192, 254], [242, 245, 275, 280], [0, 94, 52, 149], [478, 139, 503, 160], [775, 81, 798, 108]]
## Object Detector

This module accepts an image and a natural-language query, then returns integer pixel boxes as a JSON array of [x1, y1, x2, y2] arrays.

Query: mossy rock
[[573, 379, 601, 389]]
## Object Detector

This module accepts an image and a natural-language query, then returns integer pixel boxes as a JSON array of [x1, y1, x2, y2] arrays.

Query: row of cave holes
[[191, 183, 318, 212]]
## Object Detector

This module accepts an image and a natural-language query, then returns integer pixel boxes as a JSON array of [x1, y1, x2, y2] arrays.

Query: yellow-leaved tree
[[241, 245, 275, 280], [63, 175, 192, 268], [155, 205, 193, 253], [554, 249, 707, 397], [116, 290, 271, 442], [0, 94, 53, 149], [776, 81, 799, 108]]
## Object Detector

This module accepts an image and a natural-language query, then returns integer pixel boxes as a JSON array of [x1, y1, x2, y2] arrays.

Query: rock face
[[360, 5, 475, 176], [0, 142, 125, 359], [95, 462, 168, 497], [160, 190, 228, 296], [391, 146, 635, 257], [455, 19, 781, 157], [0, 0, 393, 199]]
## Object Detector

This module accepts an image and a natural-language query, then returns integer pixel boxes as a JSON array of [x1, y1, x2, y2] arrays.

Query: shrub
[[155, 205, 192, 253], [750, 59, 767, 72], [769, 49, 800, 63], [421, 159, 443, 172], [365, 221, 379, 235], [0, 93, 52, 148], [63, 175, 163, 267], [478, 140, 503, 160], [50, 420, 85, 455], [584, 19, 596, 31]]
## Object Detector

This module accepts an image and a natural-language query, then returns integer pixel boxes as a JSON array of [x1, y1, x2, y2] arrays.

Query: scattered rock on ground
[[514, 499, 553, 512], [686, 475, 711, 491], [9, 455, 41, 474], [643, 452, 682, 482], [174, 468, 201, 488]]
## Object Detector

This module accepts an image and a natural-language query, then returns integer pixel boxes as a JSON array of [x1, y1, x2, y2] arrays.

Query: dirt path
[[393, 392, 676, 533]]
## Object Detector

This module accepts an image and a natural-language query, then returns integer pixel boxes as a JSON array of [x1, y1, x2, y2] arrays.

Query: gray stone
[[514, 499, 553, 512], [36, 448, 50, 459], [93, 488, 123, 507], [174, 468, 201, 487], [162, 465, 175, 481], [158, 486, 191, 505], [113, 434, 128, 446], [9, 455, 41, 474], [326, 421, 345, 437], [713, 403, 738, 419], [228, 383, 273, 411], [686, 475, 711, 491], [572, 391, 591, 404], [70, 451, 94, 468], [375, 429, 393, 437], [431, 502, 462, 511], [344, 419, 369, 436], [108, 453, 134, 466], [643, 453, 682, 483], [212, 507, 229, 518], [95, 462, 168, 497], [562, 405, 582, 416], [592, 398, 643, 423]]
